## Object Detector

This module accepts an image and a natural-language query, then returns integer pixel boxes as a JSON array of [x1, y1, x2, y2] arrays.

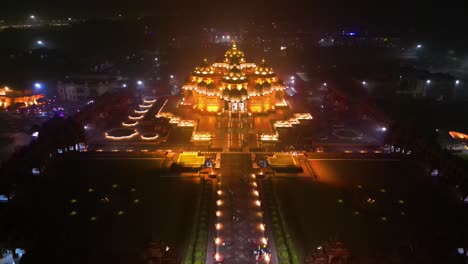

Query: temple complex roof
[[224, 43, 245, 64], [222, 65, 248, 84], [193, 58, 215, 77], [253, 59, 276, 78]]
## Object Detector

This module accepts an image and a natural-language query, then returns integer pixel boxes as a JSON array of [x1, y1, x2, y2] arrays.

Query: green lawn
[[35, 156, 200, 264], [273, 159, 463, 263]]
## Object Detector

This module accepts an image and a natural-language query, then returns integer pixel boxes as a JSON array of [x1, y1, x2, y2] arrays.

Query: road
[[207, 153, 278, 264]]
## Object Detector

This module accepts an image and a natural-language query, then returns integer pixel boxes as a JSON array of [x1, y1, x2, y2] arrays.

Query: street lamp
[[170, 75, 174, 79], [36, 40, 44, 46], [455, 80, 460, 85], [416, 44, 422, 49], [30, 15, 36, 19], [323, 82, 327, 86], [426, 79, 431, 84], [362, 81, 367, 85], [34, 82, 42, 89], [137, 80, 143, 86]]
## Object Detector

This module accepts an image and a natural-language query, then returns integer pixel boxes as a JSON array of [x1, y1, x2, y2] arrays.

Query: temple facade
[[181, 43, 286, 114]]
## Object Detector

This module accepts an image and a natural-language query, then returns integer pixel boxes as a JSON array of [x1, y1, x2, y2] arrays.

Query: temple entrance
[[224, 101, 246, 112]]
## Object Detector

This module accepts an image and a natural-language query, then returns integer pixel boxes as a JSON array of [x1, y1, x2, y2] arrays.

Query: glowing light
[[252, 182, 258, 187], [122, 120, 138, 127], [217, 200, 223, 206], [141, 134, 159, 140], [134, 109, 148, 114], [34, 82, 42, 89], [362, 81, 367, 85], [215, 237, 221, 245], [261, 237, 268, 245], [260, 132, 279, 142], [294, 113, 313, 120], [255, 200, 261, 206], [139, 103, 153, 108], [216, 211, 222, 217], [253, 190, 259, 196], [265, 253, 271, 262], [259, 223, 265, 231], [416, 44, 422, 48], [215, 223, 222, 230], [178, 120, 197, 127], [137, 80, 143, 85], [426, 79, 431, 84], [143, 98, 156, 103], [455, 80, 460, 85], [214, 253, 222, 262], [36, 40, 44, 46], [105, 129, 139, 140], [217, 190, 222, 195], [128, 114, 144, 120]]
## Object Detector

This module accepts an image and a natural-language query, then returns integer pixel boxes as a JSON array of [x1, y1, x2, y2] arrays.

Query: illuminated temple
[[181, 43, 286, 114]]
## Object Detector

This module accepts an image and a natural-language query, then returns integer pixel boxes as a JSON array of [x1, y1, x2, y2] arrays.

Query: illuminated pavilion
[[181, 43, 286, 114]]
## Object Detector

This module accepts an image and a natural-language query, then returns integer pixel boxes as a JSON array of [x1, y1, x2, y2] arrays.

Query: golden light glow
[[216, 211, 222, 217], [105, 130, 139, 140], [255, 200, 261, 206], [215, 237, 221, 245], [128, 114, 144, 120], [260, 132, 279, 142], [449, 131, 468, 140], [141, 134, 159, 140], [207, 105, 219, 112], [192, 131, 213, 141], [177, 120, 197, 127], [215, 223, 222, 230], [134, 109, 148, 114], [253, 190, 259, 196], [259, 223, 265, 231], [293, 113, 313, 120], [122, 120, 138, 127], [139, 103, 153, 108], [216, 200, 223, 206], [261, 237, 268, 245]]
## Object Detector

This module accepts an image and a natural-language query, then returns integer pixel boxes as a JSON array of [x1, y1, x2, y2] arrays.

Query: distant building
[[181, 43, 286, 113], [57, 74, 121, 102], [396, 70, 463, 100], [0, 86, 44, 109]]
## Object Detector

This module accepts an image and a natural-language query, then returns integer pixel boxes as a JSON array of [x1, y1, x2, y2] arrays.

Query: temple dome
[[262, 81, 271, 94], [224, 43, 245, 64], [254, 59, 276, 78], [193, 58, 215, 77], [223, 66, 247, 84], [206, 83, 216, 95], [240, 88, 248, 101], [254, 83, 263, 96], [222, 88, 230, 100]]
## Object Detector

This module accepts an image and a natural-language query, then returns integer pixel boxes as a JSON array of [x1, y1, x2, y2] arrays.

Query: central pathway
[[206, 154, 277, 264]]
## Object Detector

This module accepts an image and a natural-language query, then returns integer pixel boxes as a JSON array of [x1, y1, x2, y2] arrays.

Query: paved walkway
[[207, 154, 278, 264]]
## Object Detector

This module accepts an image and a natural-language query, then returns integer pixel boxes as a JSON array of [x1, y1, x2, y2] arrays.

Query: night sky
[[1, 0, 466, 43]]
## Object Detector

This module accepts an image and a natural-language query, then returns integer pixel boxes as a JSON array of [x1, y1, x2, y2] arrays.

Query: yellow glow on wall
[[207, 105, 219, 112], [250, 106, 262, 112]]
